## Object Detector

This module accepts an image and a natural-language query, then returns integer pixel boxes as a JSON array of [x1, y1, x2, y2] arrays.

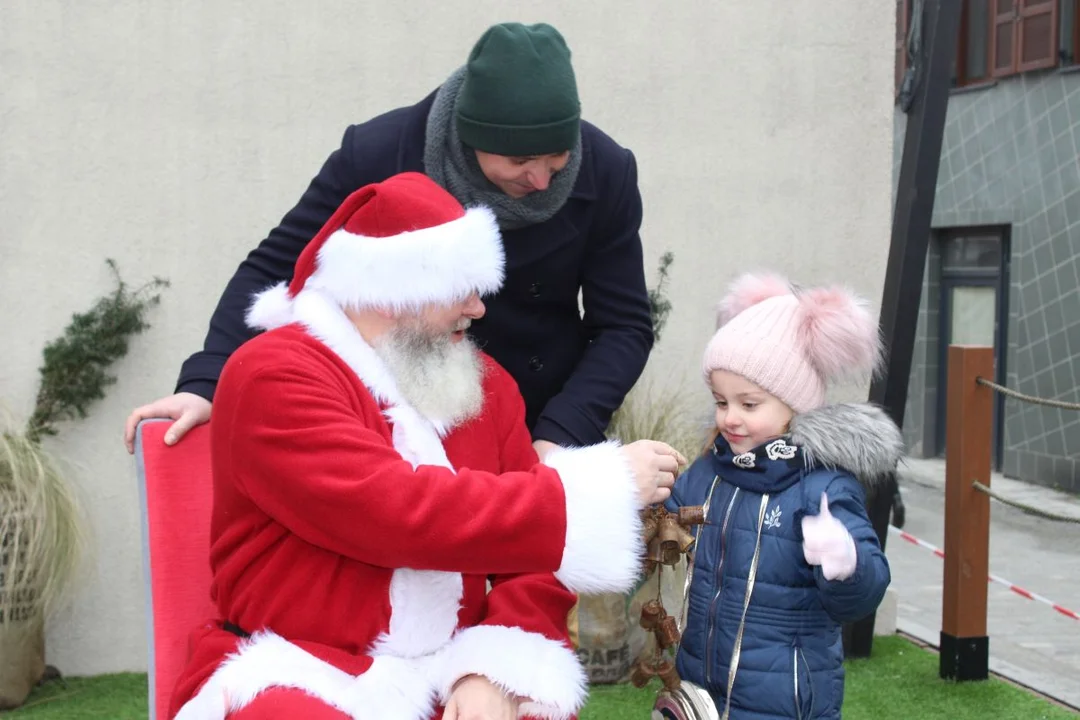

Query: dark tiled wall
[[894, 68, 1080, 493]]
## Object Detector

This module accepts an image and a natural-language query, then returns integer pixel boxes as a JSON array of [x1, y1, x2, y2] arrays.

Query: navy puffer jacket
[[665, 403, 901, 719]]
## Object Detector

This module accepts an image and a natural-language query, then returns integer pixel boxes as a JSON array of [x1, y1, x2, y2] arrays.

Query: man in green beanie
[[126, 22, 653, 479]]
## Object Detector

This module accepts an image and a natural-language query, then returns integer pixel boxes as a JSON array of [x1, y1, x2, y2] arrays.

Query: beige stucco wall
[[0, 1, 895, 674]]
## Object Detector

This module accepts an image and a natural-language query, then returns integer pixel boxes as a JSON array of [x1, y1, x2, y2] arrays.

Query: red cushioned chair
[[135, 419, 216, 720]]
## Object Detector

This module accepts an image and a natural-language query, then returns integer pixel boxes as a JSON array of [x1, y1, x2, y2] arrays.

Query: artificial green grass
[[4, 636, 1076, 718], [2, 672, 146, 718], [582, 635, 1078, 719], [840, 635, 1076, 719]]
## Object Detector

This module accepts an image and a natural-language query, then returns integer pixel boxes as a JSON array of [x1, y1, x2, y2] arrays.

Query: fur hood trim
[[788, 403, 905, 489]]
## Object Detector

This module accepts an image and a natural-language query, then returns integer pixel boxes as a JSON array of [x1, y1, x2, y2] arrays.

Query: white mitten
[[801, 493, 857, 581]]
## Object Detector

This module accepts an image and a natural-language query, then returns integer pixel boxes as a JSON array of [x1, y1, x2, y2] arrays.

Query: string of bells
[[630, 504, 706, 692]]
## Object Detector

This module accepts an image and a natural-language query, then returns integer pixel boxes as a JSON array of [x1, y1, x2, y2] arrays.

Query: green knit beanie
[[456, 22, 581, 156]]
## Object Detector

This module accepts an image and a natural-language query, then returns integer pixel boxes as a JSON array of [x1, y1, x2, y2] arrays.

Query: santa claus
[[169, 171, 683, 720]]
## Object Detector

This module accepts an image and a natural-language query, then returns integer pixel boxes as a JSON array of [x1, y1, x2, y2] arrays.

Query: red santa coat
[[170, 289, 643, 720]]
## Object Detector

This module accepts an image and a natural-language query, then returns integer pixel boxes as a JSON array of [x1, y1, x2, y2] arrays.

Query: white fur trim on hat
[[310, 205, 503, 313], [245, 281, 295, 331], [246, 205, 504, 331]]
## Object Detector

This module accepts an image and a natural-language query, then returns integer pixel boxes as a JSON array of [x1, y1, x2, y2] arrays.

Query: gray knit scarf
[[423, 67, 583, 231]]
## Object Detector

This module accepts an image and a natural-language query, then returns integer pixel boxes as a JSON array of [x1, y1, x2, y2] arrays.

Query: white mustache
[[455, 319, 472, 332]]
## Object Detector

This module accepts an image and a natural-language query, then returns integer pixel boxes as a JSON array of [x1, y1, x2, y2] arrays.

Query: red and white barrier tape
[[888, 525, 1080, 622]]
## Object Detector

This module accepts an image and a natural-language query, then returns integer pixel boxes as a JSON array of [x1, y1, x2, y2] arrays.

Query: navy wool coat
[[175, 89, 654, 446]]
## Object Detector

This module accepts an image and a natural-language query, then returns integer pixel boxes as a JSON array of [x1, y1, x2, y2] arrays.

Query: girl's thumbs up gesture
[[801, 493, 857, 581]]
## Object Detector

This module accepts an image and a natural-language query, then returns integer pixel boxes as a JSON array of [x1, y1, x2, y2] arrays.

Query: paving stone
[[886, 458, 1080, 710]]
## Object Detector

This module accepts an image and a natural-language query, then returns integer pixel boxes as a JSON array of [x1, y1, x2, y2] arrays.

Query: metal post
[[844, 0, 962, 659]]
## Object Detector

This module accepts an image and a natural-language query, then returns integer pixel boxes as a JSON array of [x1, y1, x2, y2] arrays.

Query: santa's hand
[[622, 440, 686, 506], [801, 493, 856, 581]]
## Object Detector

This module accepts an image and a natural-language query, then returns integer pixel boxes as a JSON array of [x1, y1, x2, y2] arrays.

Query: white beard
[[372, 323, 485, 429]]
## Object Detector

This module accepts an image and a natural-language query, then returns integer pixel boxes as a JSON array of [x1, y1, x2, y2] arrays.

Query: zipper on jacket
[[679, 475, 721, 634], [705, 487, 739, 687], [719, 494, 770, 720], [793, 642, 813, 719], [793, 646, 802, 720], [800, 646, 814, 717]]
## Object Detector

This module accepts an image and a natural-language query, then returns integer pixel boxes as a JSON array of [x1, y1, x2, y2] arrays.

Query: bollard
[[940, 345, 993, 682]]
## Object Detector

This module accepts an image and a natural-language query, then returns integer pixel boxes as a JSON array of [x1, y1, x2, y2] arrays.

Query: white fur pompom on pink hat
[[702, 272, 884, 413]]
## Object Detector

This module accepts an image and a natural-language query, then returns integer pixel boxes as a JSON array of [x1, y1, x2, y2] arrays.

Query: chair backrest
[[135, 419, 216, 720]]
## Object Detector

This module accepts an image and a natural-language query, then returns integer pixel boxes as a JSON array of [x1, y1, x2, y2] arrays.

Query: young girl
[[666, 272, 901, 720]]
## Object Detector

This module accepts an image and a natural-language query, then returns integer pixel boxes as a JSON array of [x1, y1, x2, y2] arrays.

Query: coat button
[[529, 282, 542, 298], [529, 356, 544, 371]]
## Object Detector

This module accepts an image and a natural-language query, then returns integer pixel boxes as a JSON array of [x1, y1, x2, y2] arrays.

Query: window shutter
[[1075, 0, 1080, 66], [1016, 0, 1059, 72], [991, 0, 1018, 76], [957, 0, 994, 86], [954, 0, 967, 85], [896, 0, 911, 92], [991, 0, 1058, 76], [1074, 0, 1080, 65]]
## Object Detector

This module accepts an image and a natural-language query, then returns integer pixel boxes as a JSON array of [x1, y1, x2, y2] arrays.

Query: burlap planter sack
[[0, 619, 44, 709], [0, 499, 46, 709], [570, 561, 687, 685]]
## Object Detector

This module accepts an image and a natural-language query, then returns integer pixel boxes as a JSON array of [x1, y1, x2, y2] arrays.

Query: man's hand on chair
[[123, 392, 212, 454], [444, 674, 520, 720]]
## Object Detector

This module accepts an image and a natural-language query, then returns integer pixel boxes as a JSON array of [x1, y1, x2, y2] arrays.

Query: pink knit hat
[[702, 272, 883, 413]]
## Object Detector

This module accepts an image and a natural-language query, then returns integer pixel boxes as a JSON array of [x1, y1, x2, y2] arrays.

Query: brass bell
[[642, 512, 660, 544], [657, 515, 684, 565], [679, 506, 706, 527], [662, 546, 681, 566], [647, 535, 664, 563], [674, 524, 696, 554], [656, 659, 681, 691], [656, 614, 681, 649], [630, 659, 657, 689], [640, 599, 665, 630]]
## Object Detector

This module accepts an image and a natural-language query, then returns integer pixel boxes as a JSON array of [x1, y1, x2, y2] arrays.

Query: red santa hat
[[246, 172, 504, 331]]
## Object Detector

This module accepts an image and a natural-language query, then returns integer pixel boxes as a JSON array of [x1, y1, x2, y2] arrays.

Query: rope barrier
[[888, 525, 1080, 621], [976, 377, 1080, 411], [970, 374, 1080, 522], [972, 481, 1080, 524]]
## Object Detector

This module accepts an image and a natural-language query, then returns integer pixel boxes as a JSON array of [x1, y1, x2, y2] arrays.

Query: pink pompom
[[715, 272, 792, 328], [795, 284, 883, 382]]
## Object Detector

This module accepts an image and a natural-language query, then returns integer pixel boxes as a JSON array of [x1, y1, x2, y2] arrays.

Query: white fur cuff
[[544, 441, 643, 594], [437, 625, 586, 720]]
